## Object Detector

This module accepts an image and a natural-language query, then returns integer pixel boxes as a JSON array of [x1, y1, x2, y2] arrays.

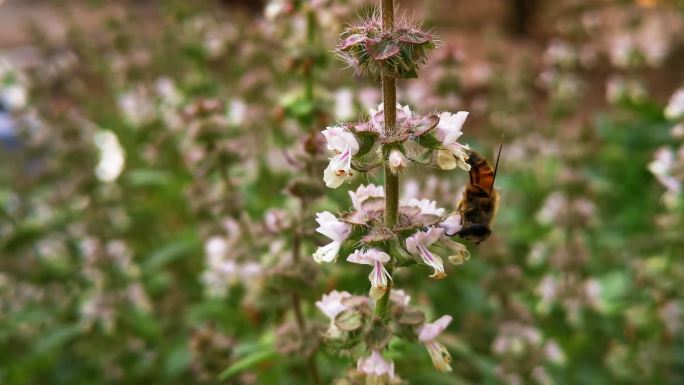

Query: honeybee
[[456, 143, 503, 244]]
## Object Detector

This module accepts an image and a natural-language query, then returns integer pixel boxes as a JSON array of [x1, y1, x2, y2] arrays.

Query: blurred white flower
[[1, 84, 27, 110], [94, 130, 125, 183], [418, 315, 453, 372], [347, 249, 392, 300], [357, 350, 395, 383], [229, 99, 247, 126], [390, 289, 411, 306], [334, 88, 355, 121], [118, 88, 155, 127], [313, 212, 350, 263], [155, 77, 183, 106], [544, 340, 566, 365], [665, 89, 684, 120], [316, 290, 351, 322], [406, 227, 446, 279], [649, 147, 681, 194]]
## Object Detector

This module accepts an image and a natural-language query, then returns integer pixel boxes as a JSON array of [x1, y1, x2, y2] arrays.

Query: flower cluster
[[320, 103, 471, 188], [316, 289, 454, 376], [337, 16, 437, 79], [314, 184, 468, 286]]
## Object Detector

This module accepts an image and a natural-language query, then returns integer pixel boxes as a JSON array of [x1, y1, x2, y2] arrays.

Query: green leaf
[[142, 238, 199, 272], [126, 169, 174, 187], [164, 344, 192, 378], [218, 348, 277, 381], [34, 324, 82, 354]]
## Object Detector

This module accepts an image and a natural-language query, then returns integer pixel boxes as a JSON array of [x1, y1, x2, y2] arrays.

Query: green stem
[[305, 9, 316, 109], [375, 0, 398, 319]]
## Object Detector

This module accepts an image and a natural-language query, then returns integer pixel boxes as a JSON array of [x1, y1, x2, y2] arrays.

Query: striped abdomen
[[466, 150, 495, 193]]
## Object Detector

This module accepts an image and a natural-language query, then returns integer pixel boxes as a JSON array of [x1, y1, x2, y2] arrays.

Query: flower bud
[[388, 149, 407, 175]]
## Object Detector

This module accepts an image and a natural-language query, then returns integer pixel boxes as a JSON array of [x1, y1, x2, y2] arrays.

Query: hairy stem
[[376, 0, 398, 319]]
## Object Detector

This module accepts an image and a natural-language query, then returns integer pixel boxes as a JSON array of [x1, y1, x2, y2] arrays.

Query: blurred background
[[1, 0, 683, 384]]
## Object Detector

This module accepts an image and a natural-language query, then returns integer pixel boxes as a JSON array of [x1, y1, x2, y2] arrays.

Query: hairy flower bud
[[388, 149, 407, 175]]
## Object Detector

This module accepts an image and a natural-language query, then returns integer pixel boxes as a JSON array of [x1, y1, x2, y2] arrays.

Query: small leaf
[[34, 324, 82, 353], [361, 227, 394, 244], [335, 309, 364, 332], [365, 317, 391, 350], [218, 348, 277, 381], [398, 308, 426, 326], [397, 30, 432, 44], [341, 210, 370, 226], [339, 34, 367, 50], [365, 38, 400, 61], [411, 114, 440, 137]]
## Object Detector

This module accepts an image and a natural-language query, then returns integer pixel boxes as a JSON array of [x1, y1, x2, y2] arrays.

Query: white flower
[[1, 84, 27, 110], [418, 315, 453, 372], [357, 350, 395, 383], [648, 147, 681, 194], [323, 146, 355, 188], [390, 289, 411, 306], [438, 214, 463, 236], [443, 142, 471, 171], [435, 111, 468, 146], [408, 198, 445, 216], [313, 212, 351, 263], [406, 227, 447, 279], [349, 184, 385, 212], [155, 77, 182, 106], [370, 102, 412, 119], [334, 88, 355, 121], [205, 236, 229, 258], [322, 125, 359, 154], [388, 149, 407, 174], [94, 130, 125, 182], [370, 102, 412, 132], [441, 236, 470, 266], [665, 88, 684, 120], [347, 249, 392, 300], [229, 99, 247, 126], [316, 290, 352, 321]]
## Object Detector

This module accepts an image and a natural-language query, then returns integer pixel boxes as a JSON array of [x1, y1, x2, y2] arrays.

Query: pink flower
[[347, 249, 392, 300], [323, 146, 355, 188], [418, 315, 453, 372], [438, 214, 462, 236], [406, 227, 446, 279], [316, 290, 352, 321], [349, 184, 385, 212], [322, 125, 359, 154], [357, 350, 395, 382], [408, 198, 445, 216], [313, 212, 351, 263], [435, 111, 468, 146]]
